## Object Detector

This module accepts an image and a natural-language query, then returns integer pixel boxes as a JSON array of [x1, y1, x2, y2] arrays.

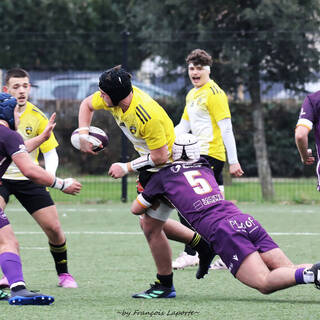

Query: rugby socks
[[156, 273, 173, 288], [49, 241, 68, 274], [295, 268, 314, 284], [188, 233, 208, 254], [0, 252, 24, 286]]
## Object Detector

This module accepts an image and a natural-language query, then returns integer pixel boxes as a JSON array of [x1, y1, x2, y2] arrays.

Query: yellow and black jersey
[[91, 86, 175, 162], [181, 79, 230, 161], [3, 102, 59, 180]]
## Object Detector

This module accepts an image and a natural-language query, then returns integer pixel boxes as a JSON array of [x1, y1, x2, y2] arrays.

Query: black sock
[[188, 233, 209, 255], [49, 241, 68, 275], [156, 273, 173, 288]]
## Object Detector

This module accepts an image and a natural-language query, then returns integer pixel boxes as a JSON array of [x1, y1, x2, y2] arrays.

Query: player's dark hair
[[99, 65, 132, 106], [186, 49, 213, 66], [5, 68, 30, 85]]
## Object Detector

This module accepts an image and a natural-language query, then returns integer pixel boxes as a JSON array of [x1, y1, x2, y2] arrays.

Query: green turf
[[1, 202, 320, 319]]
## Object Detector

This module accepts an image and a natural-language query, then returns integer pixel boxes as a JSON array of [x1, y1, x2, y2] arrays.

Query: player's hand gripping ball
[[71, 126, 109, 152]]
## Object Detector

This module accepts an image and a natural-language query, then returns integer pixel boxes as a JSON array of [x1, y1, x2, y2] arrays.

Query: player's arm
[[108, 144, 169, 179], [24, 113, 56, 152], [43, 148, 59, 176], [11, 151, 82, 195], [295, 125, 315, 165], [78, 94, 97, 154], [217, 118, 244, 177], [131, 193, 151, 215]]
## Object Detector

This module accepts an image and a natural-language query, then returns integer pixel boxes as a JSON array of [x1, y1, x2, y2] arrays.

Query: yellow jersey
[[91, 86, 175, 166], [182, 79, 231, 161], [3, 102, 59, 180]]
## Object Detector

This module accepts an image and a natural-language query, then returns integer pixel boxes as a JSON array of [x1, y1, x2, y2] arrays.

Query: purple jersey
[[140, 158, 278, 276], [0, 125, 26, 177], [141, 159, 242, 237], [297, 91, 320, 158]]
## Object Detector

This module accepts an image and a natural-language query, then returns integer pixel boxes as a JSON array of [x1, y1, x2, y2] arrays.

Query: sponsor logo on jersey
[[25, 126, 33, 135], [233, 254, 238, 261], [130, 126, 137, 134]]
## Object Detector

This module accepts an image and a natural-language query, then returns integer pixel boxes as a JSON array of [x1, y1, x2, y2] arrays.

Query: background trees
[[1, 0, 319, 200]]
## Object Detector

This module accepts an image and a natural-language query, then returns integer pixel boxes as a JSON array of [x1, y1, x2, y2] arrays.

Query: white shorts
[[144, 200, 174, 222]]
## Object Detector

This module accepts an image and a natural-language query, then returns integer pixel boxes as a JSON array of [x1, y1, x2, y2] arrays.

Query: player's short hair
[[186, 49, 213, 67], [5, 68, 30, 85], [99, 65, 132, 106]]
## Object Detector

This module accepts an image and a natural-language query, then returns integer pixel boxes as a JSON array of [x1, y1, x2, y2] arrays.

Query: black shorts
[[138, 170, 155, 189], [0, 179, 54, 214], [201, 155, 225, 186]]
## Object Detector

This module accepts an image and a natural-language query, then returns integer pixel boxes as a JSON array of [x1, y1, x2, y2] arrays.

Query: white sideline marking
[[14, 231, 320, 236]]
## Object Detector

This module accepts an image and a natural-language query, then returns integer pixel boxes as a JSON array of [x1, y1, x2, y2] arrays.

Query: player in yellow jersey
[[0, 68, 78, 288], [172, 49, 244, 270], [78, 65, 215, 298]]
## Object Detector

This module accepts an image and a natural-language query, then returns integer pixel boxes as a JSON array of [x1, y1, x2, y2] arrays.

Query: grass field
[[1, 202, 320, 319]]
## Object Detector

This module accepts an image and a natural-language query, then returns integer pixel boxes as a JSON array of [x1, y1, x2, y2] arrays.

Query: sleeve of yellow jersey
[[208, 91, 231, 122], [181, 105, 189, 121], [91, 91, 108, 110], [38, 116, 59, 153], [142, 118, 168, 150]]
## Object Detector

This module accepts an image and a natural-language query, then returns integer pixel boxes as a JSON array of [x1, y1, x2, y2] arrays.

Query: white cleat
[[172, 252, 199, 270]]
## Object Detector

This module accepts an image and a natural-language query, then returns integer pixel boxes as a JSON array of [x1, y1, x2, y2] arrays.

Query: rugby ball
[[71, 126, 109, 152]]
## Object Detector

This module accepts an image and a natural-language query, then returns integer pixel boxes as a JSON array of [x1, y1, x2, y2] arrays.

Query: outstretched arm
[[12, 151, 82, 195], [24, 113, 56, 152]]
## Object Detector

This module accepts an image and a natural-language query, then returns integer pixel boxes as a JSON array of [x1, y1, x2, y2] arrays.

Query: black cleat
[[196, 248, 216, 279], [8, 289, 54, 305], [309, 262, 320, 289], [132, 282, 176, 299]]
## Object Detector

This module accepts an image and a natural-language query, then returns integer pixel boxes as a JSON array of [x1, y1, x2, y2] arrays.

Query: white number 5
[[183, 170, 212, 195]]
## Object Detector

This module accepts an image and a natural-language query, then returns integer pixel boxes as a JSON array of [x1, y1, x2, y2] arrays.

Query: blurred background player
[[132, 133, 320, 295], [173, 49, 244, 270], [0, 92, 81, 305], [295, 90, 320, 190], [0, 68, 78, 289], [78, 65, 214, 299]]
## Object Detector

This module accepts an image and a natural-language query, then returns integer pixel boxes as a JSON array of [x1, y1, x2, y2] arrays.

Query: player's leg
[[0, 184, 13, 288], [236, 249, 316, 294], [133, 201, 176, 299], [0, 211, 54, 305], [235, 251, 299, 294], [172, 213, 199, 270], [163, 218, 215, 279], [32, 205, 77, 288], [15, 181, 77, 288]]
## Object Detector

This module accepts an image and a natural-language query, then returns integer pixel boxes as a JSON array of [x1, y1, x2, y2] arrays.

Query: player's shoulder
[[207, 80, 225, 96], [0, 125, 23, 144], [91, 91, 108, 109], [25, 102, 48, 120]]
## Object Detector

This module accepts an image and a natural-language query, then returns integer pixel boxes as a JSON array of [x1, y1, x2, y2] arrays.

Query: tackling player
[[132, 133, 320, 295], [78, 65, 214, 299], [0, 68, 78, 289], [0, 93, 81, 305], [295, 90, 320, 190], [173, 49, 243, 270]]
